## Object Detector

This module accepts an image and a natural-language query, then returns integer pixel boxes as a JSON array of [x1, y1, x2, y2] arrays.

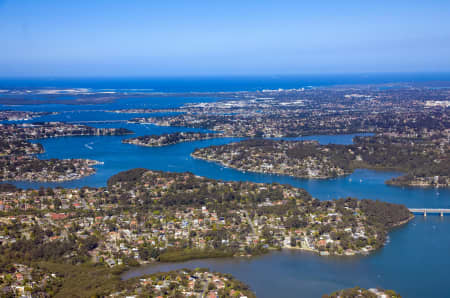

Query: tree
[[194, 280, 203, 291]]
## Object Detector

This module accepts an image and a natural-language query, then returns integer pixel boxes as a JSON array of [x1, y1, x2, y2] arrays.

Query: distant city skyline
[[1, 0, 450, 77]]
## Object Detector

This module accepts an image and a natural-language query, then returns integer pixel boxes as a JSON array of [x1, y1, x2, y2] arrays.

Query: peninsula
[[0, 110, 57, 121], [0, 169, 412, 271], [192, 134, 449, 188], [0, 157, 102, 182], [0, 264, 255, 297], [0, 169, 413, 296], [0, 122, 133, 141], [0, 122, 133, 182], [324, 287, 401, 298], [114, 268, 255, 298]]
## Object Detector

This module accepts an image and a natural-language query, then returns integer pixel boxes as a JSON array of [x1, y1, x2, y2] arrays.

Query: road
[[243, 210, 256, 235], [200, 278, 209, 298]]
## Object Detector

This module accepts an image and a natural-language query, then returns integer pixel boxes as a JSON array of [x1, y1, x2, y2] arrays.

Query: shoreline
[[120, 237, 408, 280], [191, 153, 356, 180], [122, 214, 417, 279], [192, 154, 449, 188], [123, 135, 222, 147], [0, 159, 103, 183]]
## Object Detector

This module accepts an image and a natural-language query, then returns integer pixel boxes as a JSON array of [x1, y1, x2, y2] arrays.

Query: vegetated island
[[0, 122, 133, 182], [122, 132, 221, 147], [192, 134, 449, 188], [323, 287, 401, 298]]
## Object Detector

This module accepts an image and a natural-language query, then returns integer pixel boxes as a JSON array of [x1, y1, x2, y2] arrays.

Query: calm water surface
[[123, 216, 450, 298], [11, 124, 447, 209], [9, 121, 446, 298], [2, 89, 450, 297]]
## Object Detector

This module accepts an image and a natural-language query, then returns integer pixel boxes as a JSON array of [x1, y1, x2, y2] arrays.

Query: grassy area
[[159, 248, 234, 262], [36, 262, 131, 298]]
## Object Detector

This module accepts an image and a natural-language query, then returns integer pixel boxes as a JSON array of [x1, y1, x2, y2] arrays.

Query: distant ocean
[[1, 73, 450, 92]]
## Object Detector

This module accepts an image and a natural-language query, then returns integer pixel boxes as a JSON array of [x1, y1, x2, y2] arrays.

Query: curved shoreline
[[123, 135, 221, 147], [191, 153, 358, 180], [192, 153, 448, 189], [122, 214, 416, 280], [0, 159, 103, 183]]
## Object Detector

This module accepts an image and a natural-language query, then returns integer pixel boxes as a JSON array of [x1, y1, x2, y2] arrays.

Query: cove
[[8, 121, 448, 209], [122, 216, 450, 298], [2, 99, 450, 298]]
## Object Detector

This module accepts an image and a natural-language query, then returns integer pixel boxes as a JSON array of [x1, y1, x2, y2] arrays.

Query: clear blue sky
[[1, 0, 449, 77]]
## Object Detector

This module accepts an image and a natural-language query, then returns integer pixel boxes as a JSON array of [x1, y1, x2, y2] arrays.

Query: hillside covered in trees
[[192, 135, 449, 187]]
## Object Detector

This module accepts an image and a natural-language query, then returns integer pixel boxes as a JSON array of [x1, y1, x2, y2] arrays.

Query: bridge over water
[[409, 208, 450, 217], [67, 120, 128, 124]]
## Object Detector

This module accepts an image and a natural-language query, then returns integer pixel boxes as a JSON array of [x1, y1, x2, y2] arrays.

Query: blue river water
[[11, 130, 446, 209], [123, 216, 450, 298], [9, 121, 446, 209], [1, 77, 450, 297]]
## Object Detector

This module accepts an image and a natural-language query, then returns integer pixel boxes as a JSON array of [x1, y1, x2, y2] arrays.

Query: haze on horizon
[[1, 0, 450, 77]]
